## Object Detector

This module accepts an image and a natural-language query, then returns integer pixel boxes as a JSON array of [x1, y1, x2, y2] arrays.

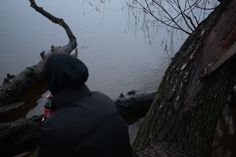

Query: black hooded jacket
[[38, 54, 133, 157]]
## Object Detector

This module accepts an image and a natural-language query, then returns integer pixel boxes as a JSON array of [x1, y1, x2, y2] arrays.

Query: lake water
[[0, 0, 174, 100], [0, 0, 181, 151], [1, 1, 235, 157]]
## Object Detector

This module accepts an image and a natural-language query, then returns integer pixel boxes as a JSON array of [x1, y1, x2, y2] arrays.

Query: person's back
[[37, 54, 133, 157]]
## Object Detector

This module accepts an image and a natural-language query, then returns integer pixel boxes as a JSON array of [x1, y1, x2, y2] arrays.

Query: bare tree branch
[[175, 0, 195, 31], [0, 0, 78, 106], [29, 0, 76, 42], [152, 0, 191, 34], [133, 0, 191, 34], [127, 0, 219, 35]]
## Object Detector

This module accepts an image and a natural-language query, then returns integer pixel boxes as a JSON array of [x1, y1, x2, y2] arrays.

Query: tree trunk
[[133, 0, 236, 157]]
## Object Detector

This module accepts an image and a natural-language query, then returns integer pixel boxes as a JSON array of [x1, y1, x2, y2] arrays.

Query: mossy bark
[[133, 0, 236, 156]]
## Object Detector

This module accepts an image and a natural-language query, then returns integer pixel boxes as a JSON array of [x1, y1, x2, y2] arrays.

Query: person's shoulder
[[91, 91, 111, 99], [39, 115, 68, 143], [39, 110, 64, 133], [40, 117, 56, 134], [90, 91, 114, 103], [91, 91, 118, 111]]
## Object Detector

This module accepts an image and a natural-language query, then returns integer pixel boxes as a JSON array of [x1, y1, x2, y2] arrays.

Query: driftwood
[[0, 0, 78, 156], [0, 102, 24, 122], [115, 91, 155, 124], [0, 0, 77, 107], [0, 116, 42, 157], [0, 92, 154, 157]]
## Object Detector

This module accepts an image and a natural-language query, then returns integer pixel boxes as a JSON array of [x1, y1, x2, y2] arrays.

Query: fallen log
[[0, 91, 154, 157], [115, 91, 155, 124], [0, 102, 24, 122], [0, 0, 78, 155], [0, 0, 77, 107], [0, 116, 42, 157]]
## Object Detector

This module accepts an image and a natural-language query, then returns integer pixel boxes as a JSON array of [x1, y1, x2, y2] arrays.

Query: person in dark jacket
[[38, 54, 133, 157]]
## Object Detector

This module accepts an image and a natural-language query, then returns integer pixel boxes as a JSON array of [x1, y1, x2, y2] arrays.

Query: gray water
[[0, 0, 173, 149], [1, 1, 236, 156], [0, 0, 172, 101]]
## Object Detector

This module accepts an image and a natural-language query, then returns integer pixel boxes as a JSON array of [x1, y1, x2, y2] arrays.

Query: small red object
[[43, 106, 52, 119], [41, 92, 53, 122]]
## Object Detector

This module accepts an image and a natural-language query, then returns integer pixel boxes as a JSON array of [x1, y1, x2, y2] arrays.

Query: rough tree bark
[[133, 0, 236, 157]]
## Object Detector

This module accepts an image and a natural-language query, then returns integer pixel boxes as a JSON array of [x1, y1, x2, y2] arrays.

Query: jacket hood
[[46, 54, 89, 95]]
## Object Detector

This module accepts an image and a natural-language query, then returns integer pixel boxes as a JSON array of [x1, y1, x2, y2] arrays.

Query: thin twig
[[29, 0, 76, 42], [152, 0, 191, 34], [176, 0, 194, 31]]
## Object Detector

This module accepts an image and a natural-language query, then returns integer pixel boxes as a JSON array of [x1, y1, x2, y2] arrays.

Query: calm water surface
[[0, 1, 235, 157], [0, 0, 170, 100], [0, 0, 172, 153]]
